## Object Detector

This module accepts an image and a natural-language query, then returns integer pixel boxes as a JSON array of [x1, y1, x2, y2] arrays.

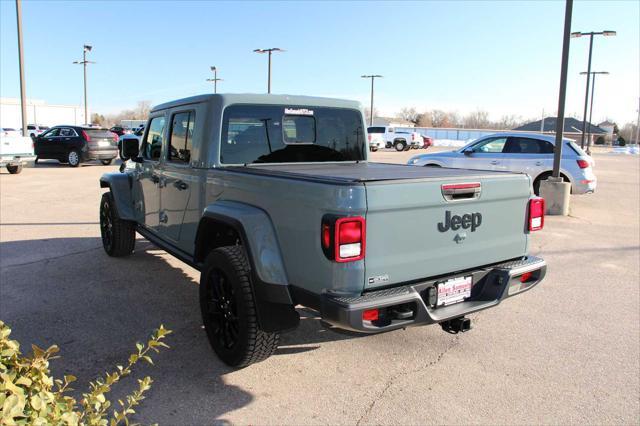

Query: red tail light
[[368, 134, 372, 142], [81, 130, 91, 141], [528, 197, 545, 231], [111, 132, 118, 143], [321, 216, 366, 262], [335, 217, 365, 262], [576, 159, 589, 169]]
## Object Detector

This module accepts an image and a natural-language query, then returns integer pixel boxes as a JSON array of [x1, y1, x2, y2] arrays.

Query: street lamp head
[[602, 30, 617, 36], [84, 44, 92, 52], [570, 32, 583, 38], [211, 66, 216, 71]]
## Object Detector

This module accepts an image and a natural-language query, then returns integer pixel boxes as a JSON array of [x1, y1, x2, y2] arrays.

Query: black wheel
[[67, 149, 81, 167], [100, 192, 135, 257], [370, 146, 378, 152], [200, 246, 279, 368], [6, 164, 22, 174], [101, 159, 113, 166], [34, 156, 39, 165], [394, 141, 406, 152]]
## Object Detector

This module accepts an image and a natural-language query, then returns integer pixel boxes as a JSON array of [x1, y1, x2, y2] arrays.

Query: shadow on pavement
[[0, 236, 363, 423]]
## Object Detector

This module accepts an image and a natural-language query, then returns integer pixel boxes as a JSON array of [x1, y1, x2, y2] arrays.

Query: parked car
[[109, 126, 128, 136], [408, 132, 596, 195], [34, 125, 119, 167], [100, 94, 546, 368], [0, 134, 36, 174], [25, 124, 49, 139], [421, 135, 434, 149], [367, 131, 384, 152], [368, 126, 422, 151], [1, 128, 21, 138]]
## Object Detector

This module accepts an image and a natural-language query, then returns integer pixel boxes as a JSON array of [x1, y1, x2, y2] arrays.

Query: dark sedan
[[34, 125, 119, 167]]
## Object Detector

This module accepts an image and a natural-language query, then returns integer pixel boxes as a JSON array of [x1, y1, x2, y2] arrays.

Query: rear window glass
[[221, 105, 365, 164], [85, 129, 114, 138], [367, 127, 385, 133]]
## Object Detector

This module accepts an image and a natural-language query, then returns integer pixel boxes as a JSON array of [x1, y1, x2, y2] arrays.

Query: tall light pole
[[361, 75, 383, 127], [580, 71, 609, 151], [15, 0, 27, 136], [206, 66, 223, 93], [73, 44, 94, 125], [253, 48, 283, 93], [571, 30, 616, 149]]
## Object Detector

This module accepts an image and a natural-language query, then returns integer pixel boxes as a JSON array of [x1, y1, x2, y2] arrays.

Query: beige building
[[0, 98, 85, 128]]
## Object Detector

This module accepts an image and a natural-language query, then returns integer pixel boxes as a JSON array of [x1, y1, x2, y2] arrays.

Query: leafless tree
[[463, 110, 490, 129], [397, 107, 420, 125]]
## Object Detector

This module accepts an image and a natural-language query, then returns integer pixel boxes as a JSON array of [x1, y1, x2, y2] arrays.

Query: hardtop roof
[[151, 93, 362, 113]]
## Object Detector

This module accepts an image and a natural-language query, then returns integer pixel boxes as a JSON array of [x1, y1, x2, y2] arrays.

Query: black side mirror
[[120, 138, 141, 162], [463, 148, 474, 156]]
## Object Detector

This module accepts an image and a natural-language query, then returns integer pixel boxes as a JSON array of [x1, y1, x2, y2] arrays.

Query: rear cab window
[[220, 105, 365, 164], [367, 127, 385, 134]]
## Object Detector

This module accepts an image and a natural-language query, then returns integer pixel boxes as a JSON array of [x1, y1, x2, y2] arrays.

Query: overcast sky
[[1, 0, 638, 124]]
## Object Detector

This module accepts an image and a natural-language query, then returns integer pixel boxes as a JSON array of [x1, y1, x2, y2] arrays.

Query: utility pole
[[206, 66, 223, 93], [540, 0, 574, 216], [541, 108, 545, 132], [635, 97, 640, 145], [73, 45, 94, 125], [571, 30, 616, 149], [253, 48, 284, 93], [15, 0, 27, 136], [580, 71, 609, 152], [361, 74, 383, 127]]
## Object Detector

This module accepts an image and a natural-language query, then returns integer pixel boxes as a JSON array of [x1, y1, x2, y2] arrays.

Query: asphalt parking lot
[[1, 150, 638, 425]]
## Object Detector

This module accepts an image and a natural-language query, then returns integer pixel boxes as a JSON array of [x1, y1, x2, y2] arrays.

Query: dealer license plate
[[436, 276, 472, 307], [98, 140, 110, 147]]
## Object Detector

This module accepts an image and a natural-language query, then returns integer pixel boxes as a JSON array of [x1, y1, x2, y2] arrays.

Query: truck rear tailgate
[[364, 173, 531, 288]]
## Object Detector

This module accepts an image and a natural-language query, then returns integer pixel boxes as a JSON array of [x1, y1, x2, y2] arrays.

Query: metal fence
[[394, 127, 508, 142]]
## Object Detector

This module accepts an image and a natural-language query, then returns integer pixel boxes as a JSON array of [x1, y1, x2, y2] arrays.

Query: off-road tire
[[100, 192, 135, 257], [68, 149, 81, 167], [394, 140, 406, 152], [200, 246, 279, 368], [101, 159, 113, 166], [6, 164, 22, 174], [370, 146, 378, 152]]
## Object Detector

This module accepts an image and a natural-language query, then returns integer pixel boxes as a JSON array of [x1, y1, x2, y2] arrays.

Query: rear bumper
[[0, 154, 36, 167], [85, 149, 118, 161], [573, 177, 597, 194], [321, 256, 546, 333]]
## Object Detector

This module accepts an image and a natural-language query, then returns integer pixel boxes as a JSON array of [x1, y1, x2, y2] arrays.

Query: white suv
[[408, 132, 597, 195]]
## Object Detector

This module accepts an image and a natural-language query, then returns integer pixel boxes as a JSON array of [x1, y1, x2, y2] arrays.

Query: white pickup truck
[[367, 126, 423, 151], [0, 135, 36, 174]]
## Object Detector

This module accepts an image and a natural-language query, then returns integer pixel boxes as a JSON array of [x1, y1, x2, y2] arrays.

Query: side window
[[60, 128, 75, 137], [538, 140, 555, 154], [472, 137, 507, 153], [505, 137, 554, 154], [168, 111, 194, 164], [43, 128, 60, 138], [142, 117, 165, 161]]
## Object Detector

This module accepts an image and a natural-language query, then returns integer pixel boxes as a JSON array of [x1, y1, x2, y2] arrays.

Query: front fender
[[99, 172, 136, 221]]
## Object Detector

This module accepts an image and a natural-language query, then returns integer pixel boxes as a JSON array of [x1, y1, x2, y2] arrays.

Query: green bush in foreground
[[0, 321, 171, 425]]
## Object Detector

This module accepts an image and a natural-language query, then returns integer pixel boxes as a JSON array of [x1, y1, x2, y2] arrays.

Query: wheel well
[[534, 171, 571, 185], [194, 218, 242, 264], [394, 138, 407, 144], [424, 163, 441, 167]]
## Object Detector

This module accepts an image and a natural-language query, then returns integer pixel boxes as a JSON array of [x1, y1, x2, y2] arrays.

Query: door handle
[[174, 180, 188, 191], [490, 160, 500, 165], [535, 161, 543, 166]]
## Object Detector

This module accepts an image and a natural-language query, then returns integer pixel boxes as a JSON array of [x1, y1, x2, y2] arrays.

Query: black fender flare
[[99, 172, 136, 221], [195, 201, 299, 333]]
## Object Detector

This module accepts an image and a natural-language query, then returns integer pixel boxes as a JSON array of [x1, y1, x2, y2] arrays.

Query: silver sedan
[[408, 132, 597, 195]]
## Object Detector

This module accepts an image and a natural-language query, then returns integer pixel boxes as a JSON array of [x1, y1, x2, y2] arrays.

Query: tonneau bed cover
[[226, 162, 520, 184]]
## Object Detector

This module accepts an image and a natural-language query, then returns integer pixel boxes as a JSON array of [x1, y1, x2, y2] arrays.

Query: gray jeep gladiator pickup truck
[[99, 94, 546, 368]]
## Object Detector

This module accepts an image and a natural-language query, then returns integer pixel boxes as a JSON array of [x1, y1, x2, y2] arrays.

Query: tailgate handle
[[441, 182, 481, 201]]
